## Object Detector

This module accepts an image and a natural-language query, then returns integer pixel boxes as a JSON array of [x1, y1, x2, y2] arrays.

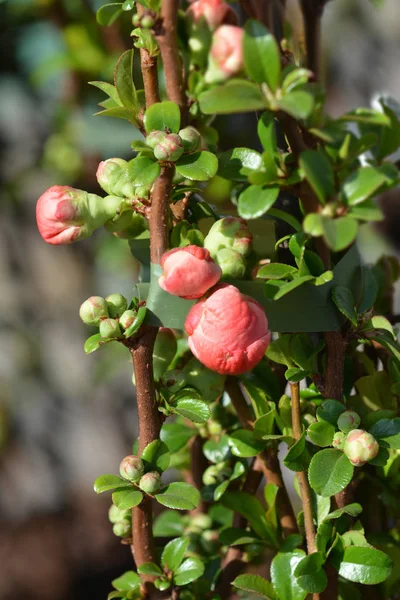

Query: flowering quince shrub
[[35, 0, 400, 598]]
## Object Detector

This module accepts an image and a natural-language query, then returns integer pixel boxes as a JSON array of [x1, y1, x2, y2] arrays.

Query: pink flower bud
[[36, 185, 121, 245], [159, 245, 222, 299], [154, 134, 184, 162], [185, 284, 271, 375], [187, 0, 238, 29], [337, 410, 361, 433], [119, 455, 145, 482], [343, 429, 380, 467], [139, 471, 162, 494], [205, 25, 244, 83], [332, 431, 346, 450], [79, 296, 109, 325]]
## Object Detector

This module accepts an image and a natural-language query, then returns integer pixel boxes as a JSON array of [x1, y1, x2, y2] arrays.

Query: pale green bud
[[179, 126, 202, 153], [109, 504, 130, 524], [119, 310, 137, 331], [146, 130, 166, 149], [105, 293, 128, 318], [337, 410, 361, 433], [343, 429, 380, 467], [154, 134, 184, 162], [139, 471, 162, 494], [113, 519, 131, 538], [332, 431, 346, 450], [79, 296, 108, 325], [215, 248, 246, 279], [99, 318, 122, 339], [120, 455, 145, 482]]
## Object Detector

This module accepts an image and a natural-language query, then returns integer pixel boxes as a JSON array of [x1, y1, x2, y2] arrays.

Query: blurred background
[[1, 0, 400, 598]]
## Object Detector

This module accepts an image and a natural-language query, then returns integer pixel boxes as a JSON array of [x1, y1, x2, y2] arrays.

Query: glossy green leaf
[[282, 68, 312, 94], [84, 333, 103, 354], [343, 166, 389, 206], [124, 306, 147, 337], [258, 112, 278, 153], [154, 482, 200, 510], [324, 503, 363, 521], [238, 185, 279, 219], [137, 563, 163, 577], [294, 552, 328, 593], [368, 418, 400, 449], [300, 150, 334, 204], [128, 157, 160, 188], [203, 436, 231, 463], [144, 101, 181, 134], [233, 574, 278, 599], [112, 488, 143, 509], [338, 546, 392, 585], [266, 335, 294, 368], [161, 537, 188, 571], [173, 557, 205, 586], [112, 571, 141, 592], [160, 423, 196, 453], [170, 396, 210, 424], [269, 208, 302, 232], [317, 399, 346, 425], [89, 81, 122, 105], [321, 216, 358, 251], [308, 449, 354, 497], [332, 286, 358, 326], [95, 105, 138, 123], [97, 3, 123, 26], [271, 550, 307, 600], [115, 49, 137, 108], [199, 80, 266, 114], [218, 148, 263, 181], [175, 151, 218, 181], [273, 276, 315, 300], [257, 263, 298, 280], [284, 432, 311, 472], [141, 440, 170, 472], [94, 474, 131, 494], [243, 20, 280, 90], [276, 91, 314, 120], [153, 510, 185, 537], [339, 108, 391, 125], [222, 491, 277, 545], [229, 429, 265, 458], [308, 421, 335, 447]]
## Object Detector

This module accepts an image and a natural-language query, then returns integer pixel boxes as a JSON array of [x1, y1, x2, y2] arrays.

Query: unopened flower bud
[[109, 504, 130, 524], [215, 248, 246, 279], [139, 471, 162, 494], [99, 318, 122, 339], [179, 126, 202, 154], [204, 217, 252, 259], [79, 296, 109, 325], [337, 410, 361, 433], [332, 431, 346, 450], [146, 130, 167, 149], [120, 455, 145, 482], [205, 25, 244, 83], [36, 186, 121, 245], [191, 514, 213, 531], [132, 13, 141, 26], [141, 15, 155, 28], [119, 310, 137, 331], [105, 293, 128, 318], [113, 519, 132, 538], [208, 419, 222, 436], [154, 134, 184, 162], [96, 158, 136, 197], [186, 0, 238, 30], [343, 429, 379, 467]]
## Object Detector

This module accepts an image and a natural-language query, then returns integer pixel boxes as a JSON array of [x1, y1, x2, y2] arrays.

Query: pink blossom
[[185, 284, 271, 374], [187, 0, 238, 29], [36, 186, 84, 245], [159, 245, 222, 299], [206, 25, 244, 82]]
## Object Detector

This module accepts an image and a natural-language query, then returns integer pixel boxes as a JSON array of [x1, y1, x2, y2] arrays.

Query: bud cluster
[[79, 293, 140, 341], [331, 411, 380, 467], [132, 11, 156, 29], [109, 504, 132, 539], [145, 126, 202, 163], [204, 217, 253, 279]]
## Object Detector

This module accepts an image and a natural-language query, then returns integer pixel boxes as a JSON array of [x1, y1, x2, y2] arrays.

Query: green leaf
[[144, 101, 181, 134], [332, 286, 358, 326], [124, 306, 147, 338], [276, 91, 314, 120], [317, 400, 345, 425], [199, 80, 266, 114], [243, 21, 280, 90], [112, 488, 143, 510], [324, 503, 363, 521], [269, 208, 302, 232], [160, 423, 196, 453], [94, 474, 131, 494], [233, 574, 278, 599], [154, 482, 200, 510], [308, 449, 354, 497], [238, 185, 279, 219], [257, 263, 298, 280], [112, 571, 141, 592], [271, 550, 307, 600], [375, 103, 400, 160], [368, 418, 400, 449], [175, 151, 218, 181], [153, 510, 185, 537], [218, 147, 263, 181], [294, 552, 328, 593], [299, 151, 334, 204], [365, 315, 395, 338], [97, 3, 123, 26], [273, 276, 315, 300], [322, 216, 358, 251], [84, 333, 103, 354], [258, 112, 278, 154], [283, 432, 311, 471], [161, 537, 188, 571], [229, 429, 265, 458], [222, 491, 277, 545], [115, 49, 137, 109], [94, 106, 139, 123], [338, 546, 392, 585], [170, 395, 211, 424], [266, 335, 294, 368], [339, 108, 391, 125], [173, 557, 205, 586], [203, 436, 231, 463], [282, 68, 312, 94], [308, 421, 335, 447], [343, 166, 389, 206], [137, 563, 163, 577], [89, 81, 122, 105], [141, 440, 170, 472], [154, 578, 170, 591], [128, 157, 160, 188]]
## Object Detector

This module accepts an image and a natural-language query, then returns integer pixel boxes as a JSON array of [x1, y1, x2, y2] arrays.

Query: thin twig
[[299, 0, 328, 81], [150, 164, 174, 264], [137, 5, 160, 106], [156, 0, 187, 123]]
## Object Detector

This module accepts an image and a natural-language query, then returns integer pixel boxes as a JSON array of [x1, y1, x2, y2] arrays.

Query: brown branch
[[150, 164, 174, 264], [156, 0, 187, 123], [323, 331, 347, 403], [226, 377, 298, 536], [299, 0, 328, 82], [290, 382, 317, 554], [184, 435, 209, 515], [137, 5, 160, 106]]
